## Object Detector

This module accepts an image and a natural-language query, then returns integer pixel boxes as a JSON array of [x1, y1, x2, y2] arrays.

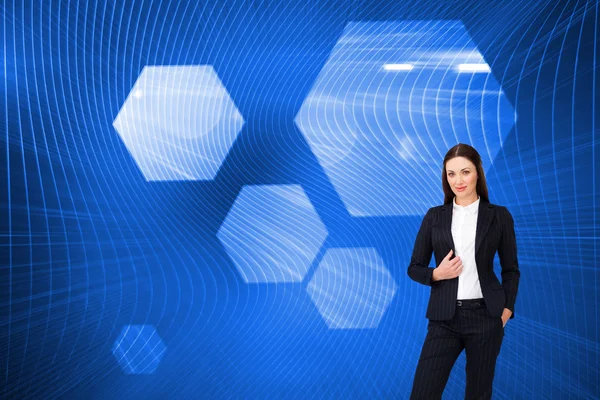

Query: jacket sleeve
[[498, 206, 520, 319], [407, 208, 436, 286]]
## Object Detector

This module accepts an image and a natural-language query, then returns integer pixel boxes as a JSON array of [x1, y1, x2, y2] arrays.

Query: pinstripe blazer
[[407, 199, 520, 321]]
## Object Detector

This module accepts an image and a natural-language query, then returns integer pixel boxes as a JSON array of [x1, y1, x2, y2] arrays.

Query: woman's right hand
[[432, 250, 462, 281]]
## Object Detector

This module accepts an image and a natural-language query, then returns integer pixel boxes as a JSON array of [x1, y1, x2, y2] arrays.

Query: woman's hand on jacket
[[432, 249, 463, 281]]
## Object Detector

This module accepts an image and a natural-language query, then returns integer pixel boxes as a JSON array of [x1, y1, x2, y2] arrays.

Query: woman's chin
[[454, 192, 471, 199]]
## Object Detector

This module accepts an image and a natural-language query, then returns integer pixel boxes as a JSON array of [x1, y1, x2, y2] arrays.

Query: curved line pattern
[[1, 1, 598, 398]]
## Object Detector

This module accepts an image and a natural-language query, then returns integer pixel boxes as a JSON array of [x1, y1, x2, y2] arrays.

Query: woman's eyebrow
[[447, 167, 470, 172]]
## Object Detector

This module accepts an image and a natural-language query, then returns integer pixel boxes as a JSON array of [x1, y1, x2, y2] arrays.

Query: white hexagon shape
[[295, 20, 516, 216], [113, 65, 244, 181], [217, 184, 328, 283], [307, 247, 397, 329], [112, 325, 166, 374]]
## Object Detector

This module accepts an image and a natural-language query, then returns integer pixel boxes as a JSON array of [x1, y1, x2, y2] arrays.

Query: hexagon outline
[[217, 184, 329, 284], [294, 20, 516, 217], [306, 247, 398, 329], [113, 65, 244, 182], [112, 324, 166, 375]]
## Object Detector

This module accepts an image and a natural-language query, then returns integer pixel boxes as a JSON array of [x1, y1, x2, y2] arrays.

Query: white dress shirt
[[452, 196, 483, 300]]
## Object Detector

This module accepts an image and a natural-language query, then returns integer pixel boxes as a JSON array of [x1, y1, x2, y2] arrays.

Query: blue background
[[1, 0, 599, 398]]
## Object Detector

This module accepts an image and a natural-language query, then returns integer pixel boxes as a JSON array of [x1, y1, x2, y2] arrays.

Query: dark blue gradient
[[1, 0, 598, 398]]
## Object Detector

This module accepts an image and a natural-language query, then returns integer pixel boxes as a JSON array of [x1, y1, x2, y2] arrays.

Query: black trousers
[[410, 299, 505, 400]]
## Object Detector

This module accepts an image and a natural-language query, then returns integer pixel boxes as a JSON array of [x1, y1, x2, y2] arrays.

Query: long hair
[[442, 144, 489, 205]]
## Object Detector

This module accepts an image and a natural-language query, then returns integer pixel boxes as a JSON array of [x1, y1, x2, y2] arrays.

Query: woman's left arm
[[498, 206, 521, 320]]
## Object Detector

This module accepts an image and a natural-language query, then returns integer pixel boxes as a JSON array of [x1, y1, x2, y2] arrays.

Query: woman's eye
[[463, 171, 469, 175]]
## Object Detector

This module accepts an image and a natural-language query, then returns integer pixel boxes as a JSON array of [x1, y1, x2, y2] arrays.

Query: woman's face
[[445, 156, 478, 200]]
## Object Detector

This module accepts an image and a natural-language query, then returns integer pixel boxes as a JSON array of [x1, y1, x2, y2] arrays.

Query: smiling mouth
[[456, 187, 466, 190]]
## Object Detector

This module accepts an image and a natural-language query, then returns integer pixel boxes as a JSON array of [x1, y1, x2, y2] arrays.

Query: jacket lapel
[[475, 200, 495, 255], [440, 203, 456, 254]]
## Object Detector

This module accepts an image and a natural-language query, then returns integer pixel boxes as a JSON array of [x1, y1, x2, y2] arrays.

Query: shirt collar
[[453, 195, 480, 215]]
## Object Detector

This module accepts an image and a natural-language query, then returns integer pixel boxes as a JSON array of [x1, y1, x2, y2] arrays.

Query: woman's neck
[[454, 194, 479, 207]]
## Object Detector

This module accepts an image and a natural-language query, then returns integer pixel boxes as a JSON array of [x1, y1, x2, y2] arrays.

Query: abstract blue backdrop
[[1, 0, 598, 398]]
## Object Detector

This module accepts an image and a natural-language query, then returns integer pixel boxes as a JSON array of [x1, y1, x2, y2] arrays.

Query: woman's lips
[[456, 186, 466, 191]]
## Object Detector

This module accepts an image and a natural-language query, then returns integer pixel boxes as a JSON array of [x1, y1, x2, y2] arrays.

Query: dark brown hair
[[442, 144, 489, 204]]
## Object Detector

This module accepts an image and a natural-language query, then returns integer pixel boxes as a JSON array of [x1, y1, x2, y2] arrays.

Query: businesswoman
[[408, 143, 520, 400]]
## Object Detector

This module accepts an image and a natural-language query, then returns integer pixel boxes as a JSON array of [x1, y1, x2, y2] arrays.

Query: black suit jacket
[[407, 199, 520, 321]]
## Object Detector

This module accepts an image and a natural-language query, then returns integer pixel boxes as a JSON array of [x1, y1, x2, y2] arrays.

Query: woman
[[408, 144, 520, 400]]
